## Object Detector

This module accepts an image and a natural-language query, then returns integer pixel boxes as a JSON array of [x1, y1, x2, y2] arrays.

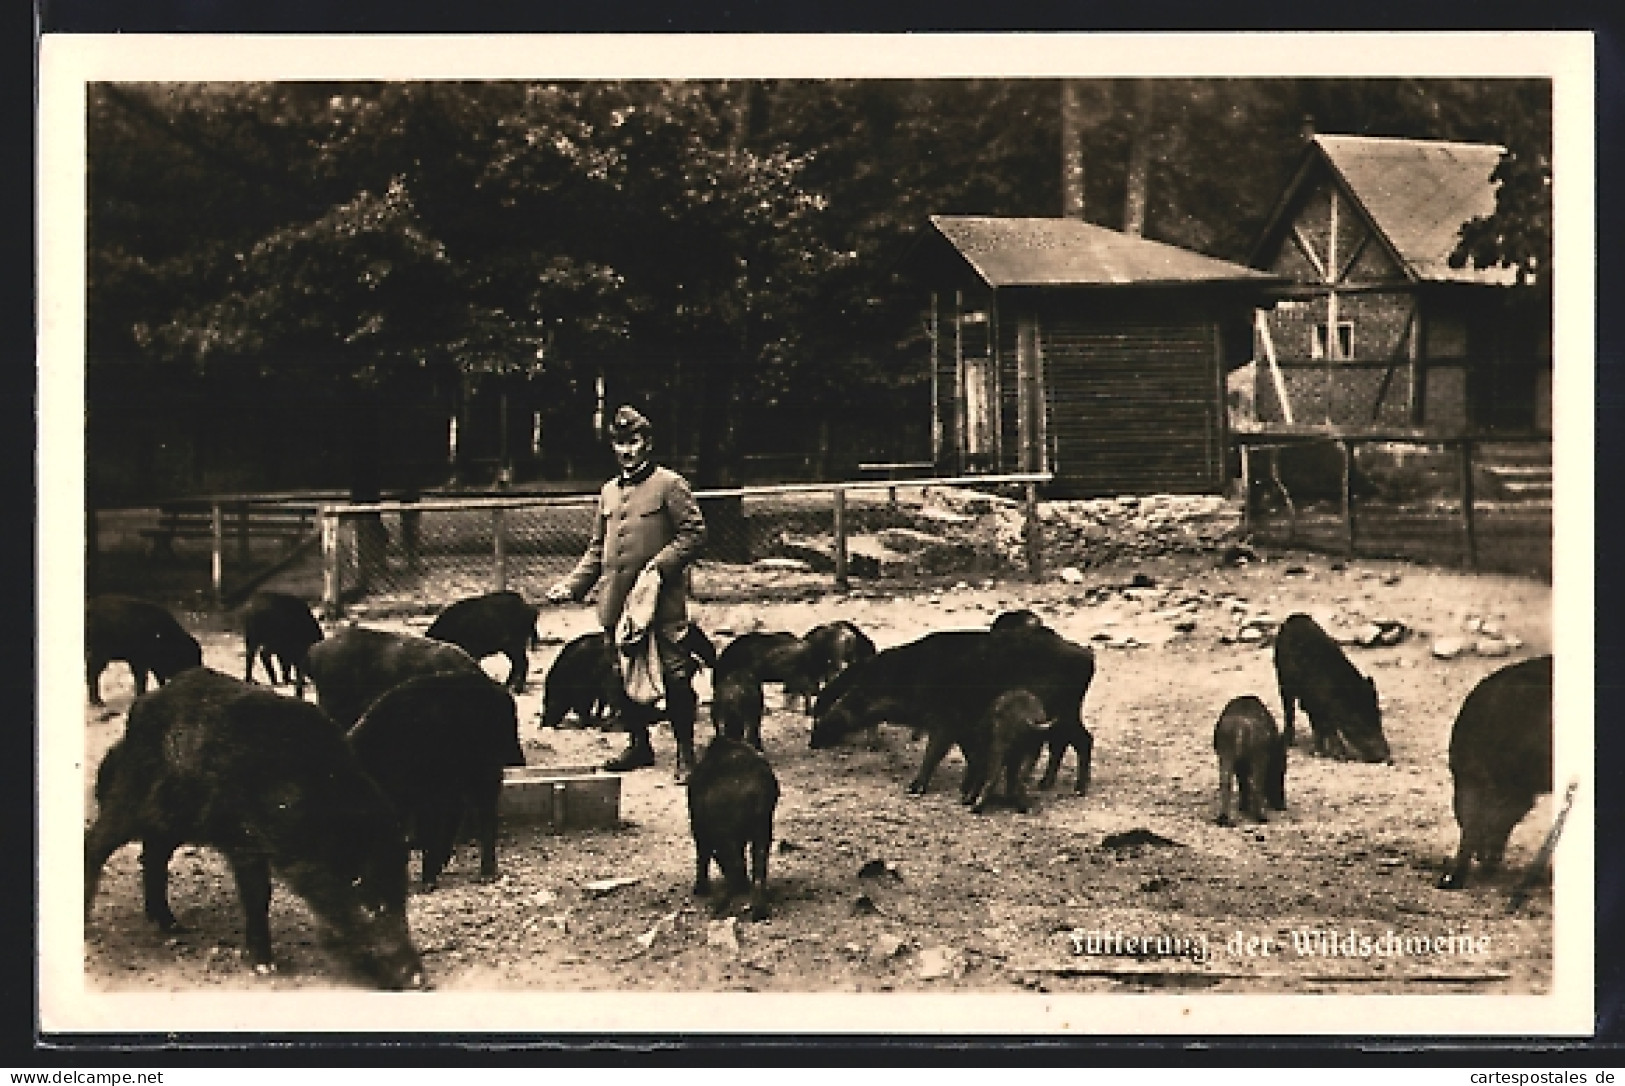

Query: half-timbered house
[[1248, 134, 1551, 434]]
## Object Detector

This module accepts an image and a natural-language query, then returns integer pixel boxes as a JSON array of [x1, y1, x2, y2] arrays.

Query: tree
[[1449, 84, 1552, 286], [1122, 80, 1155, 235], [85, 77, 1551, 507], [1060, 80, 1087, 219]]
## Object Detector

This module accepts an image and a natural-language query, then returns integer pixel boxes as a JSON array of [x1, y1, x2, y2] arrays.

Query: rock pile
[[751, 488, 1247, 579], [1431, 614, 1524, 660], [1000, 493, 1243, 570], [898, 489, 1246, 574]]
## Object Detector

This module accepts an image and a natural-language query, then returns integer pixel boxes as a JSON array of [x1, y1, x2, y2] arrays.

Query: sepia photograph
[[36, 32, 1594, 1037]]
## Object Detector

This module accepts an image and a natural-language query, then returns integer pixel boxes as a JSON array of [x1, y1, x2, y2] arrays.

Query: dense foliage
[[86, 78, 1550, 497]]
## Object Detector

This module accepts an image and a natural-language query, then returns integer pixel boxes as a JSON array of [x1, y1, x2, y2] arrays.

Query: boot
[[604, 727, 656, 772], [674, 736, 697, 784], [667, 677, 699, 784]]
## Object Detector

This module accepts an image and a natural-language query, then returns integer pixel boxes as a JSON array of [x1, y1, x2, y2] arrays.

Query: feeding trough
[[500, 765, 622, 832]]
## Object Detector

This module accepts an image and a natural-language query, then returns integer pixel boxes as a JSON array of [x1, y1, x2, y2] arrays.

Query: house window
[[1312, 321, 1355, 360]]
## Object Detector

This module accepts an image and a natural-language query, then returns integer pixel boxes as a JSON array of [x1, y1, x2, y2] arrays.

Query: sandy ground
[[80, 550, 1556, 996]]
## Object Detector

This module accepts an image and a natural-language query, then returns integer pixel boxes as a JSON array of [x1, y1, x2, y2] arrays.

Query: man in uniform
[[546, 405, 707, 780]]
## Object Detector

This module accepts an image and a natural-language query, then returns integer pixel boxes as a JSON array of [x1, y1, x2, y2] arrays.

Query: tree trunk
[[346, 383, 389, 592], [689, 81, 766, 564], [496, 381, 511, 487], [695, 346, 749, 562], [453, 369, 474, 485], [1060, 80, 1086, 220], [1123, 79, 1156, 236]]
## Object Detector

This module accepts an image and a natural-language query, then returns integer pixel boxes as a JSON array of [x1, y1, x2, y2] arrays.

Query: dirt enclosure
[[79, 550, 1558, 999]]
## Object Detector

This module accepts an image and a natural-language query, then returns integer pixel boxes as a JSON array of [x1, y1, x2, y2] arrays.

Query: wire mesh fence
[[87, 435, 1550, 618], [1237, 433, 1552, 579], [313, 474, 1052, 617], [87, 496, 331, 609]]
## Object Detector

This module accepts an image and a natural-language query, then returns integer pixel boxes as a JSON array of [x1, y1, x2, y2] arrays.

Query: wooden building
[[919, 215, 1283, 498], [1248, 134, 1551, 434]]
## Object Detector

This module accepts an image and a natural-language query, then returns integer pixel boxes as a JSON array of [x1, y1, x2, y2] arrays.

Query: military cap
[[608, 404, 653, 439]]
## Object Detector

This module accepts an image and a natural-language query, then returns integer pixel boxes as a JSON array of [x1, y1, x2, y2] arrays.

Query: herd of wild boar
[[82, 586, 1555, 989]]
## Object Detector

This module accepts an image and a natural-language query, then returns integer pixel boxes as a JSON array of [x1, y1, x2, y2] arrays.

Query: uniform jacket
[[562, 462, 707, 630]]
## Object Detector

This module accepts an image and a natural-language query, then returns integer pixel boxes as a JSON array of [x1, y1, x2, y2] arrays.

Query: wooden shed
[[1247, 134, 1552, 434], [918, 215, 1284, 498]]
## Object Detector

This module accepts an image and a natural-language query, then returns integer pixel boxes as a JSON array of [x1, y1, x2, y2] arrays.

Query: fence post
[[492, 506, 508, 592], [832, 488, 849, 592], [401, 492, 421, 571], [236, 503, 251, 564], [1024, 481, 1043, 581], [1339, 439, 1356, 558], [1459, 438, 1478, 571], [86, 504, 99, 596], [321, 509, 342, 619], [1239, 443, 1252, 535], [210, 501, 225, 607]]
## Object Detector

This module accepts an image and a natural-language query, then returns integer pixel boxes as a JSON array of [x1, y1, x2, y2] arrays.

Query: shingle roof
[[928, 215, 1278, 288], [1312, 135, 1514, 285]]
